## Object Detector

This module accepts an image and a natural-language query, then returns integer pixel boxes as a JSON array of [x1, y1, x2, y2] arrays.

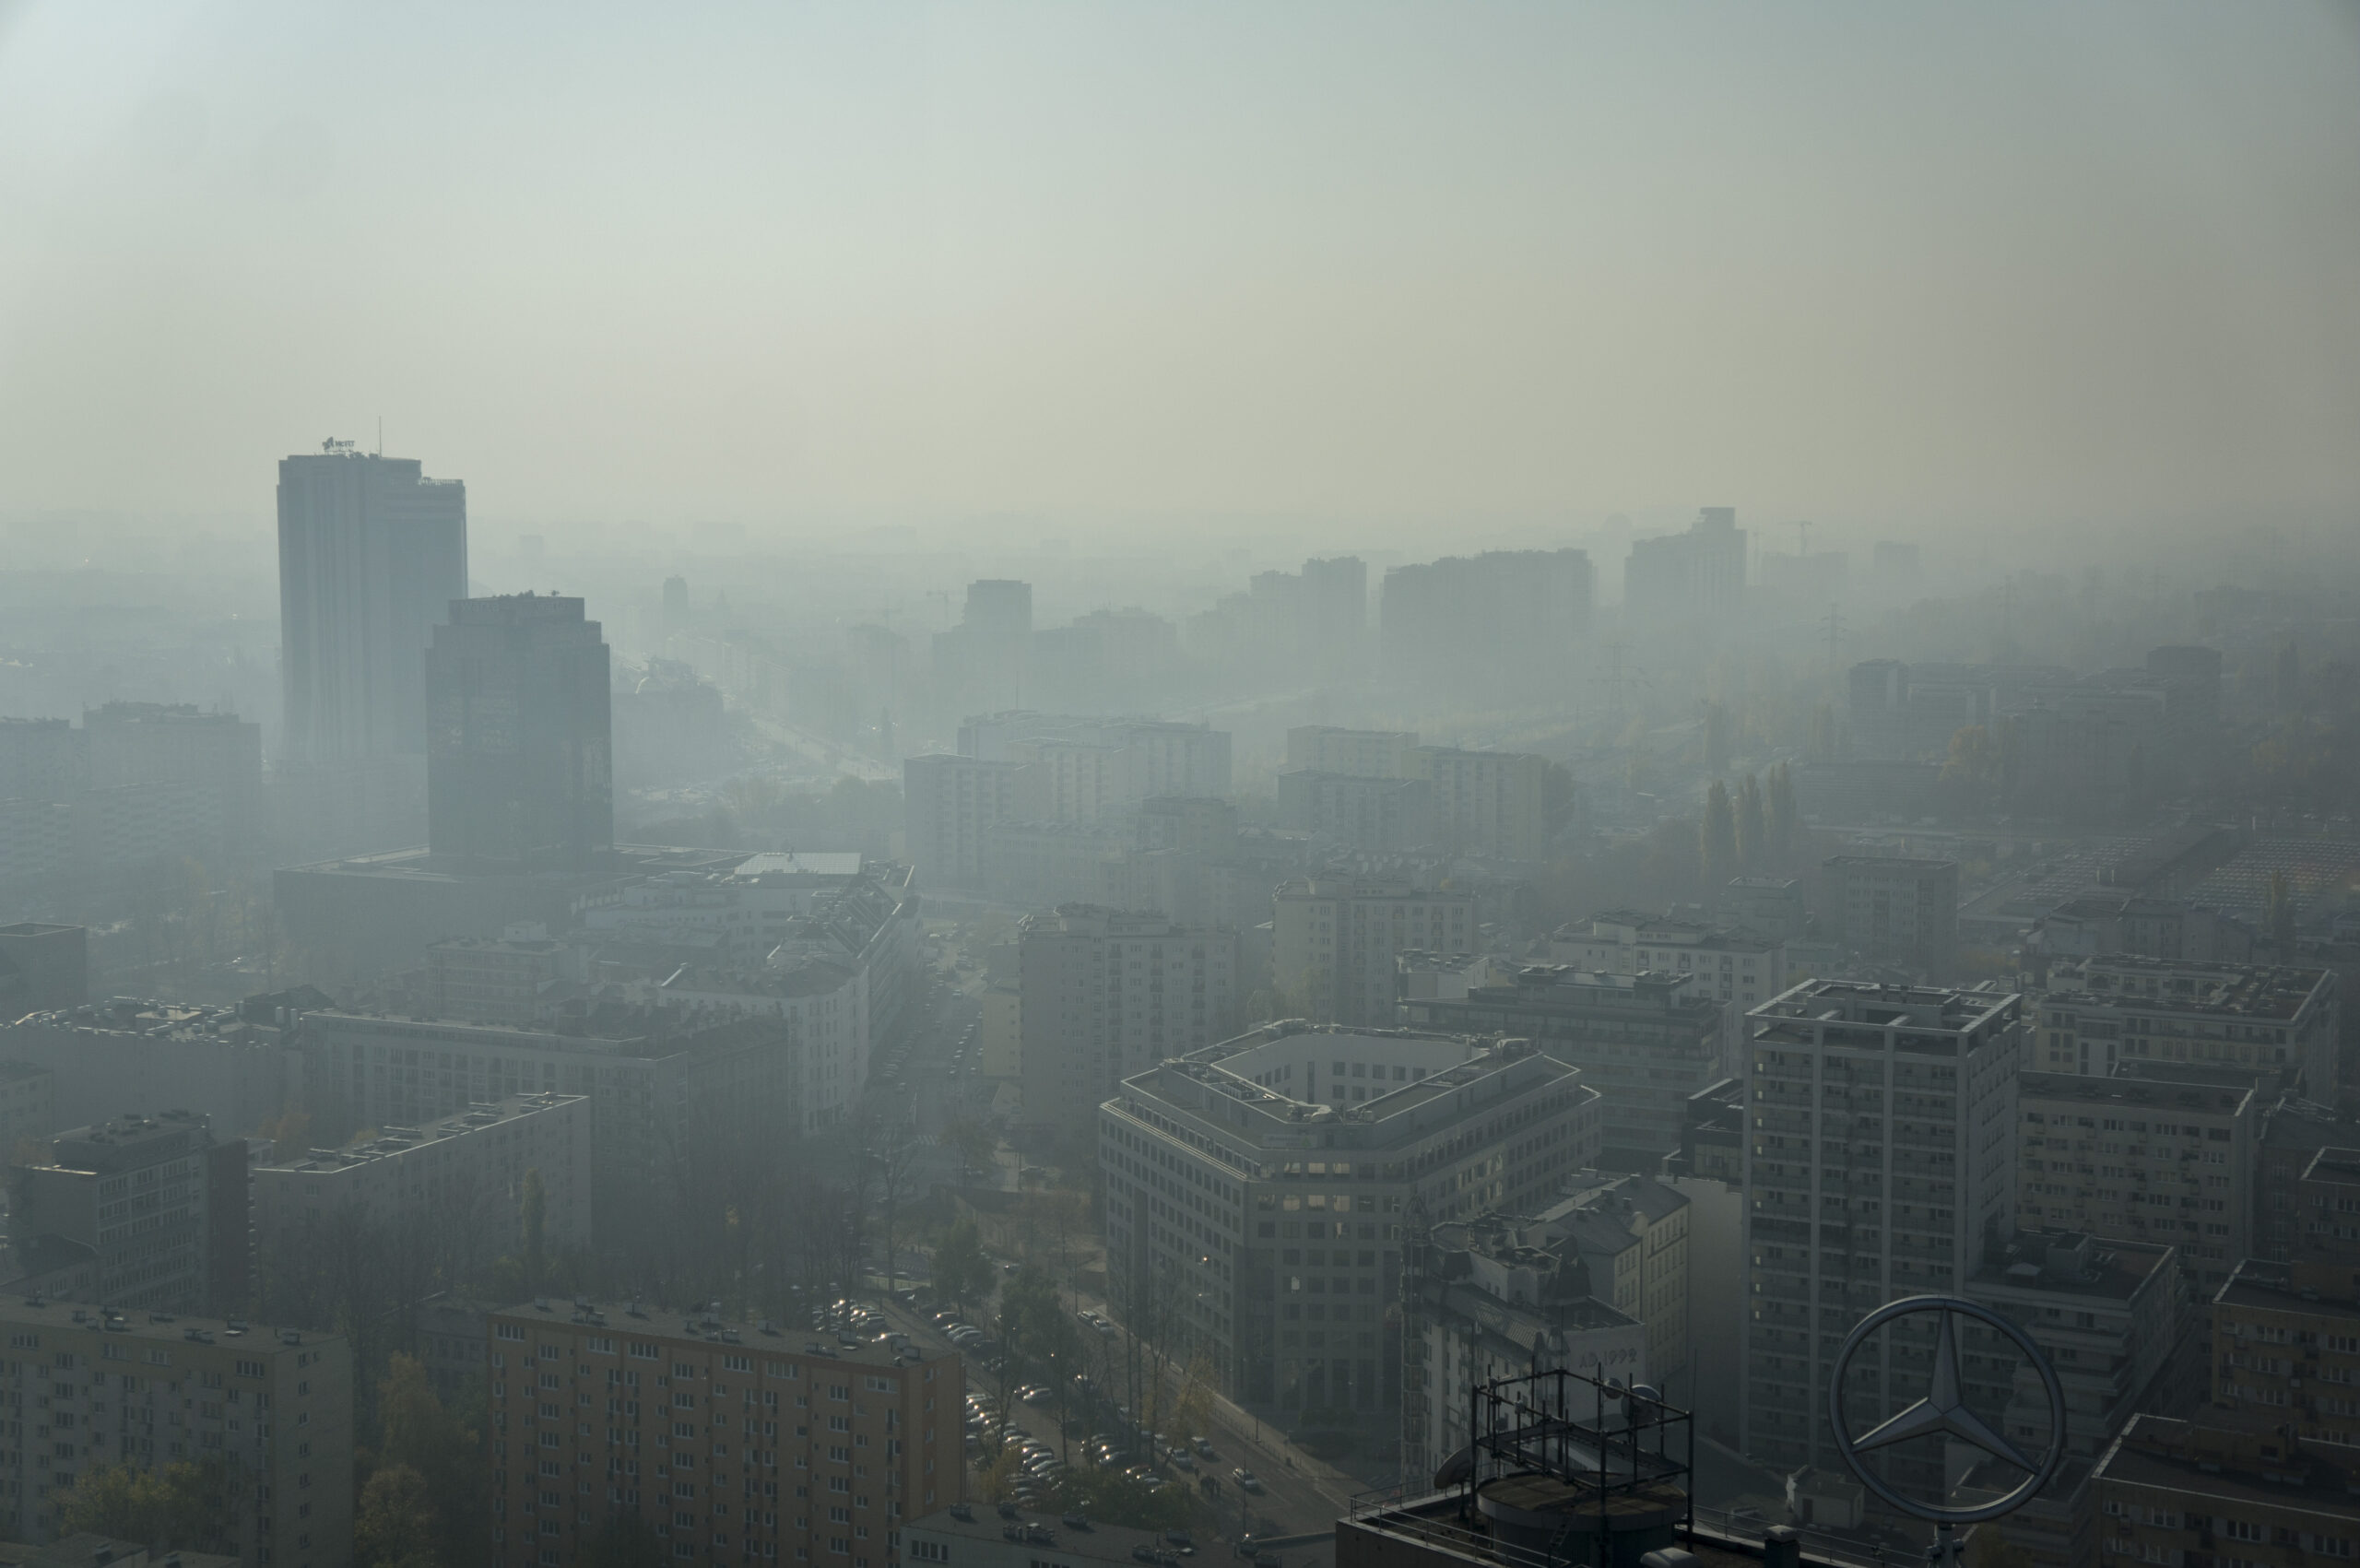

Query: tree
[[1941, 725, 2002, 815], [356, 1464, 439, 1568], [56, 1460, 225, 1554], [1700, 781, 1738, 889], [942, 1114, 997, 1177], [1766, 761, 1798, 856], [934, 1217, 992, 1312], [1736, 773, 1764, 871], [373, 1353, 485, 1564]]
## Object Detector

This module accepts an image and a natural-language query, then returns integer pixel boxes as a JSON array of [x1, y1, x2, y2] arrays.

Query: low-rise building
[[2210, 1258, 2360, 1450], [2093, 1415, 2360, 1568], [486, 1301, 962, 1568], [1098, 1023, 1600, 1415], [2036, 954, 2339, 1097], [2015, 1069, 2258, 1288], [1550, 911, 1789, 1040], [1398, 1210, 1645, 1483], [1966, 1230, 2182, 1468], [252, 1092, 590, 1273], [0, 1299, 350, 1565], [1545, 1173, 1691, 1400], [425, 924, 590, 1025]]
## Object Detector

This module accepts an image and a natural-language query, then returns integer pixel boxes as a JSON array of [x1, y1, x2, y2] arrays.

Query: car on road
[[1191, 1437, 1215, 1459], [1166, 1451, 1195, 1471], [1232, 1469, 1263, 1493]]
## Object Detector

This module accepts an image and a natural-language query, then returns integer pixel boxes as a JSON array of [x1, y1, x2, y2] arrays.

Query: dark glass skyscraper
[[425, 593, 613, 869], [277, 440, 468, 762]]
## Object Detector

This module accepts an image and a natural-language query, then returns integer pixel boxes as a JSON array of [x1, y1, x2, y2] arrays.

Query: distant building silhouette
[[426, 593, 613, 869], [277, 440, 467, 763], [1623, 506, 1747, 619]]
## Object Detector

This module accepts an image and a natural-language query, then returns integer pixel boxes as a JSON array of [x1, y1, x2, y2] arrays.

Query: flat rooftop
[[2019, 1070, 2253, 1116], [255, 1092, 584, 1175]]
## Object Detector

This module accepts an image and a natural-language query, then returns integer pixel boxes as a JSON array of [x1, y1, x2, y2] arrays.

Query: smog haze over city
[[0, 5, 2357, 1566]]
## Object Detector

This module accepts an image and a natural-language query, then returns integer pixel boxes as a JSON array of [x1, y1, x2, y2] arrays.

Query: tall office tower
[[1273, 877, 1477, 1028], [425, 594, 613, 869], [1623, 507, 1748, 621], [661, 572, 691, 635], [277, 440, 467, 762], [1018, 904, 1239, 1135], [1740, 981, 2024, 1488]]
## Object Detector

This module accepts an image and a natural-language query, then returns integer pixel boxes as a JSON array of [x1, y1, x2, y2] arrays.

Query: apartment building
[[1820, 855, 1960, 975], [0, 1299, 351, 1567], [902, 755, 1030, 890], [1403, 747, 1552, 863], [1015, 906, 1238, 1137], [425, 926, 590, 1026], [2015, 1070, 2257, 1288], [253, 1092, 590, 1265], [1402, 966, 1727, 1170], [1272, 878, 1476, 1028], [6, 1111, 242, 1313], [2035, 954, 2338, 1097], [2093, 1416, 2360, 1568], [1274, 771, 1436, 855], [484, 1301, 961, 1568], [1545, 1173, 1691, 1400], [2210, 1258, 2360, 1450], [1740, 981, 2024, 1485], [1284, 726, 1420, 780], [1550, 911, 1788, 1060], [299, 1009, 796, 1250], [1097, 1023, 1599, 1414]]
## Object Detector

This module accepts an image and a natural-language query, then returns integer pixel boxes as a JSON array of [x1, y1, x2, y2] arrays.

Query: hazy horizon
[[3, 0, 2356, 540]]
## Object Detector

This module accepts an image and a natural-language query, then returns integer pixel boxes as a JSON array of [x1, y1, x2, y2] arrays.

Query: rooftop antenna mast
[[1793, 518, 1811, 559]]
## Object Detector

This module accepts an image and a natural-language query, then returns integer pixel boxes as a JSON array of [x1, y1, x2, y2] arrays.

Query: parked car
[[1232, 1469, 1263, 1494], [1192, 1437, 1215, 1459]]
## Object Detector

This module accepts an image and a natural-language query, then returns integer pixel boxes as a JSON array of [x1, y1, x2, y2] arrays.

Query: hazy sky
[[2, 1, 2355, 538]]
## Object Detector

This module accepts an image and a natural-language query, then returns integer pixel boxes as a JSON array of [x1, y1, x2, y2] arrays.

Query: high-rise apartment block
[[1099, 1023, 1599, 1412], [1740, 981, 2024, 1481], [1277, 728, 1554, 862], [1402, 966, 1728, 1171], [1272, 878, 1476, 1028], [903, 754, 1031, 890], [1377, 549, 1591, 696], [1820, 855, 1961, 974], [1622, 508, 1747, 620], [1285, 727, 1420, 780], [486, 1302, 962, 1568], [0, 1300, 352, 1565], [426, 594, 614, 870], [6, 1111, 244, 1313], [277, 442, 467, 763], [1016, 905, 1238, 1136], [2033, 955, 2338, 1095], [2016, 1069, 2259, 1286]]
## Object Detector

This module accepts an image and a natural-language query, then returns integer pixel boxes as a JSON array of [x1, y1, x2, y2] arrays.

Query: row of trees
[[1699, 762, 1800, 886]]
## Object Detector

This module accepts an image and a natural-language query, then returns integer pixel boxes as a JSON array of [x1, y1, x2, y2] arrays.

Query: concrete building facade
[[486, 1301, 962, 1568], [1273, 878, 1476, 1029], [1740, 981, 2024, 1484], [1016, 905, 1239, 1137], [1098, 1023, 1600, 1413]]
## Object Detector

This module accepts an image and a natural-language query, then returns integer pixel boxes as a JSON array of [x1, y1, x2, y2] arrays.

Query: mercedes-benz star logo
[[1828, 1295, 2067, 1525]]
